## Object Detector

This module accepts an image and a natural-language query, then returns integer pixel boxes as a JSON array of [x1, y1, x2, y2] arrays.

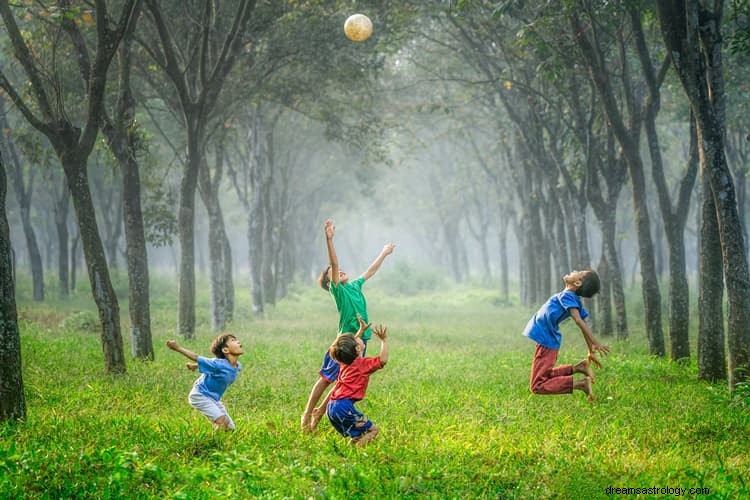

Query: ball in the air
[[344, 14, 372, 42]]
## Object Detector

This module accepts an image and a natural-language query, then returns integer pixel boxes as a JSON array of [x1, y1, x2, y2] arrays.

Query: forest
[[1, 1, 749, 498]]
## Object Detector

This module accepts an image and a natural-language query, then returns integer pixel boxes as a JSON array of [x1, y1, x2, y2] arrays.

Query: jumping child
[[300, 218, 394, 432], [326, 316, 389, 447], [523, 269, 610, 402]]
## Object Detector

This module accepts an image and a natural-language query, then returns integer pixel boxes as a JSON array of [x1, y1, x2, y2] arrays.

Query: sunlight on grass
[[2, 278, 748, 498]]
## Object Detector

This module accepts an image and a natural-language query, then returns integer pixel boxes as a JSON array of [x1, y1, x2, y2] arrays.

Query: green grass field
[[1, 277, 748, 498]]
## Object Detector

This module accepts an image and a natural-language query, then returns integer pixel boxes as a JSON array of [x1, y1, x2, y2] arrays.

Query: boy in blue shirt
[[167, 334, 243, 431], [523, 269, 610, 402], [301, 218, 394, 432]]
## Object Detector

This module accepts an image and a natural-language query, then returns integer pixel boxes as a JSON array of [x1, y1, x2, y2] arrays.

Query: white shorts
[[188, 388, 235, 430]]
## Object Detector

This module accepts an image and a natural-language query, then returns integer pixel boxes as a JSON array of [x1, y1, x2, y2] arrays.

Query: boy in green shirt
[[301, 219, 394, 432]]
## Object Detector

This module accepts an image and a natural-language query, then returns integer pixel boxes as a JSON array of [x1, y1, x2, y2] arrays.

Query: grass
[[1, 277, 748, 498]]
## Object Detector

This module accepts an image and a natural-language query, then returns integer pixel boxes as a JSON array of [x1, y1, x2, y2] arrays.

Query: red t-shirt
[[330, 356, 383, 402]]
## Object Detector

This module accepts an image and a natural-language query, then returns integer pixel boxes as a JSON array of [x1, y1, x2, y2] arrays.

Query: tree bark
[[64, 157, 126, 373], [54, 183, 70, 298], [198, 153, 231, 332], [697, 171, 726, 381], [0, 148, 25, 422]]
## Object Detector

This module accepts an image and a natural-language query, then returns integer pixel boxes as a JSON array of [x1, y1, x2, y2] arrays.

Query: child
[[166, 334, 243, 431], [523, 269, 610, 402], [326, 316, 389, 447], [300, 219, 394, 432]]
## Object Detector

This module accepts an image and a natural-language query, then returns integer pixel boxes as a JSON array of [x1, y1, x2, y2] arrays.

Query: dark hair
[[210, 333, 237, 359], [318, 265, 331, 291], [329, 334, 359, 365], [576, 269, 601, 298]]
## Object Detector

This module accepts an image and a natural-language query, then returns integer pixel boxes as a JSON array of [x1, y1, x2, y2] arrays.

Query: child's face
[[330, 268, 349, 284], [222, 337, 244, 357], [563, 270, 585, 288], [355, 337, 365, 357]]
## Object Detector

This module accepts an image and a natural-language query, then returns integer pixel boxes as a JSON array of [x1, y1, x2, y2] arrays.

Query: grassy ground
[[1, 277, 748, 498]]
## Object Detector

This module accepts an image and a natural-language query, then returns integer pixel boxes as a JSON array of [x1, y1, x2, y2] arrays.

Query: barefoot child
[[301, 219, 394, 432], [523, 269, 610, 402], [326, 316, 389, 447], [166, 334, 243, 430]]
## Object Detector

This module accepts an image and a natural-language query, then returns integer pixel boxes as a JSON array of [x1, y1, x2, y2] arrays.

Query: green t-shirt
[[329, 276, 371, 340]]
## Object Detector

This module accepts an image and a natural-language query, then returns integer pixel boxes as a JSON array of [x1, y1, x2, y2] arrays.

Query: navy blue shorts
[[318, 339, 368, 382], [326, 399, 372, 438]]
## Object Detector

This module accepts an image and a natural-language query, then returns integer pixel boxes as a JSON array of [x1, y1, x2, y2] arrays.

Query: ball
[[344, 14, 373, 42]]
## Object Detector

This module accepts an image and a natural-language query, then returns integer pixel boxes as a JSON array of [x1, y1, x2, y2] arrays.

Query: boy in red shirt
[[325, 316, 389, 447]]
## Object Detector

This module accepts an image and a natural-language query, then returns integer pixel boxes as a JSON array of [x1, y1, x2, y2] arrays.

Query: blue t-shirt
[[193, 356, 241, 401], [523, 290, 589, 349], [330, 276, 371, 340]]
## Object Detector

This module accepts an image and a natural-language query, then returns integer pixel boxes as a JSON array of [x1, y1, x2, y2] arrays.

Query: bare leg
[[301, 377, 331, 432], [310, 385, 334, 430], [573, 376, 594, 403], [573, 357, 595, 382]]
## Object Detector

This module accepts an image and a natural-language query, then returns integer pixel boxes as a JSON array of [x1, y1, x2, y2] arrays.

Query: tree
[[99, 3, 154, 359], [571, 6, 665, 356], [138, 0, 255, 338], [0, 145, 25, 422], [0, 0, 140, 374], [631, 8, 697, 360], [657, 0, 750, 387]]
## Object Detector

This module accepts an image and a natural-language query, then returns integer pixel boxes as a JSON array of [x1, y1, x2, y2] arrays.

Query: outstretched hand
[[372, 324, 388, 341], [588, 343, 610, 369], [324, 219, 335, 240], [382, 243, 395, 255], [166, 340, 179, 351], [355, 314, 371, 338], [186, 362, 198, 371]]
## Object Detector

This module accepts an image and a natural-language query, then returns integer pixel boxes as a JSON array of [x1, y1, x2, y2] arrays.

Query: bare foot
[[351, 425, 378, 447], [582, 376, 594, 403], [300, 412, 311, 433], [310, 407, 325, 430], [574, 357, 595, 382]]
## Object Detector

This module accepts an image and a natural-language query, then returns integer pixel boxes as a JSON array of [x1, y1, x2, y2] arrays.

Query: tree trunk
[[120, 140, 152, 359], [55, 184, 70, 297], [0, 150, 25, 421], [596, 246, 613, 336], [262, 182, 276, 304], [177, 133, 201, 337], [63, 157, 126, 374], [698, 172, 726, 381], [70, 229, 80, 292], [0, 103, 44, 301], [223, 234, 234, 323], [497, 212, 510, 303], [248, 212, 264, 315]]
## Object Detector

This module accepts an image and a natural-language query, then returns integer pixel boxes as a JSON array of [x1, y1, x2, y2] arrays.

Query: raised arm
[[569, 308, 610, 367], [324, 219, 340, 286], [361, 243, 395, 280], [372, 324, 389, 366], [166, 340, 199, 361]]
